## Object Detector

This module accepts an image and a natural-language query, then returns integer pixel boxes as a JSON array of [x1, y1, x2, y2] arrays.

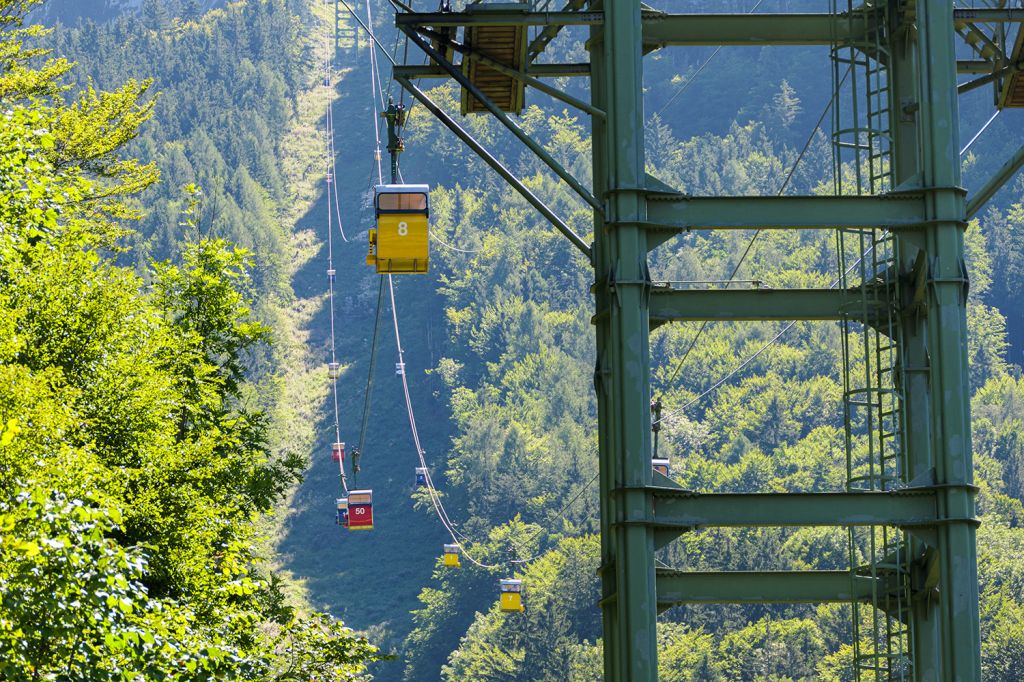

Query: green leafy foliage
[[0, 1, 377, 678]]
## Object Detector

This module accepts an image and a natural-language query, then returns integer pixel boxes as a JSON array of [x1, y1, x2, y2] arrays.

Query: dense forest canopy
[[6, 0, 1024, 680]]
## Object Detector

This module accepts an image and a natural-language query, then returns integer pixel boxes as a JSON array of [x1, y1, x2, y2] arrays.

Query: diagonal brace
[[967, 144, 1024, 217]]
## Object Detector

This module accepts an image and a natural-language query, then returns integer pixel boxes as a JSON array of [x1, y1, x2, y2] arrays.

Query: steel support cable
[[387, 277, 574, 568], [365, 0, 386, 111], [659, 64, 852, 390], [385, 275, 507, 569], [385, 276, 469, 540], [509, 470, 600, 564], [327, 102, 350, 242], [384, 292, 466, 542], [328, 183, 349, 494], [324, 0, 349, 495], [356, 277, 387, 490], [385, 26, 403, 99], [322, 4, 347, 246], [324, 43, 350, 242], [960, 109, 1000, 156], [362, 0, 385, 184], [429, 229, 483, 253], [386, 277, 599, 567]]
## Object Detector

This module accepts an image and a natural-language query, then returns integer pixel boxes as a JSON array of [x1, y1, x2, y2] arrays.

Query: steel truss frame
[[386, 2, 1024, 679]]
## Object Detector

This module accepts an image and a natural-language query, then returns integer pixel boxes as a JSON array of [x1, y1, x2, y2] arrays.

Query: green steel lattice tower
[[384, 1, 1024, 678]]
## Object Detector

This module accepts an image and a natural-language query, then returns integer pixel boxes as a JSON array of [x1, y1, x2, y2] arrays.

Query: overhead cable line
[[355, 278, 387, 486], [365, 0, 386, 110], [324, 0, 349, 496], [509, 471, 600, 564], [356, 0, 390, 184], [429, 229, 483, 253], [327, 102, 350, 242], [388, 273, 596, 568], [386, 275, 505, 569], [961, 109, 1000, 156]]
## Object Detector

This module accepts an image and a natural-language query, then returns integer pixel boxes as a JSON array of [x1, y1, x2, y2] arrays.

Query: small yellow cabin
[[500, 578, 524, 612], [443, 544, 461, 568], [367, 184, 429, 274]]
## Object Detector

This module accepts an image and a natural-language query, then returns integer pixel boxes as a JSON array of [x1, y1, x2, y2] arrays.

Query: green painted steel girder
[[643, 194, 930, 230], [647, 288, 886, 327], [958, 59, 999, 74], [649, 489, 941, 529], [641, 13, 869, 48], [655, 570, 881, 606]]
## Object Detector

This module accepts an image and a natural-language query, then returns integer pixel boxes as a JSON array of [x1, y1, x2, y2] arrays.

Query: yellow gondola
[[499, 578, 524, 612], [652, 457, 670, 477], [443, 544, 461, 568], [367, 184, 429, 274]]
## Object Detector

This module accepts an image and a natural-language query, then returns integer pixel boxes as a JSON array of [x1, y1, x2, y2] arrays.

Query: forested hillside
[[13, 0, 1024, 680], [0, 0, 379, 678]]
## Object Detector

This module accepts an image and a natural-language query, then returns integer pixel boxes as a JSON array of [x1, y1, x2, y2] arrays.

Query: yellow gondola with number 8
[[367, 184, 429, 274]]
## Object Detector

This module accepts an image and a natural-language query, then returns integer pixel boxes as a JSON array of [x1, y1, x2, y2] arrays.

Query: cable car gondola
[[415, 467, 428, 487], [652, 457, 670, 477], [328, 361, 341, 380], [499, 578, 524, 612], [332, 442, 346, 463], [347, 489, 374, 530], [367, 184, 430, 274], [443, 544, 461, 568]]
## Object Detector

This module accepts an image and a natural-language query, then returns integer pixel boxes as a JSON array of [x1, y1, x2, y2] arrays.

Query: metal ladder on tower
[[832, 1, 912, 678]]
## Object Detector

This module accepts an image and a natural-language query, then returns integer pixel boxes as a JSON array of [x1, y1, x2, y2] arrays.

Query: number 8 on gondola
[[367, 184, 429, 274]]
